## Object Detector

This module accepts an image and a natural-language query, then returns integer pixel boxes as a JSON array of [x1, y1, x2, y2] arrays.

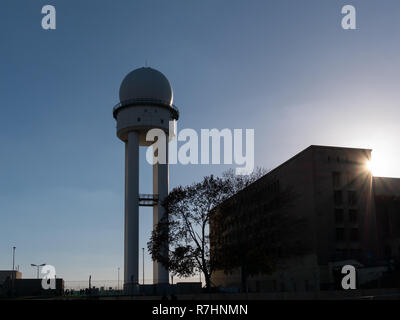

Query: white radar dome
[[119, 67, 173, 106]]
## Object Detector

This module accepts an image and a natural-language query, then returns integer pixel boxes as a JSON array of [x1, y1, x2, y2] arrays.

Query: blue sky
[[1, 0, 400, 283]]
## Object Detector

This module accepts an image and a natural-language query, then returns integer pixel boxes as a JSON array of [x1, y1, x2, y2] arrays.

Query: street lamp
[[12, 247, 16, 271], [142, 248, 145, 286], [117, 267, 120, 290], [31, 263, 46, 279]]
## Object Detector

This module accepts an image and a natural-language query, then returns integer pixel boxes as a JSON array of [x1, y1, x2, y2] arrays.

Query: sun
[[365, 149, 399, 178], [366, 160, 374, 173], [366, 154, 388, 177]]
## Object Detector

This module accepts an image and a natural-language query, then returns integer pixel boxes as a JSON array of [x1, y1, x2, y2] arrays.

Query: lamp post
[[11, 247, 16, 297], [118, 267, 120, 290], [142, 248, 145, 286], [12, 247, 16, 271], [31, 263, 46, 279]]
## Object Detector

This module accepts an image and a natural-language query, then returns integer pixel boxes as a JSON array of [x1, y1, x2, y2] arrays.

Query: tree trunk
[[204, 273, 211, 292]]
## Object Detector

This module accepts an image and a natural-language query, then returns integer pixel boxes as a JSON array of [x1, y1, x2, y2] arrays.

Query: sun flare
[[366, 160, 373, 173], [366, 151, 396, 177]]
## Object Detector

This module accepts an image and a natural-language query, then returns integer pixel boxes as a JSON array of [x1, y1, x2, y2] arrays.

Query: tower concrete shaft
[[153, 143, 169, 284], [124, 131, 139, 292]]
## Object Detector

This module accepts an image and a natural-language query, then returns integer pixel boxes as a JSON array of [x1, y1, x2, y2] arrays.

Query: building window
[[335, 249, 347, 260], [161, 119, 164, 124], [335, 209, 344, 223], [384, 246, 391, 258], [349, 209, 358, 222], [336, 228, 345, 241], [334, 190, 343, 205], [256, 281, 261, 292], [349, 249, 361, 260], [332, 172, 341, 188], [274, 180, 280, 193], [137, 117, 141, 122], [348, 191, 357, 206], [350, 228, 359, 241], [346, 172, 353, 185]]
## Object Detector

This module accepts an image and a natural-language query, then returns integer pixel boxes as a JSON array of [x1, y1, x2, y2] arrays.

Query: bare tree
[[222, 167, 268, 196], [148, 174, 231, 291]]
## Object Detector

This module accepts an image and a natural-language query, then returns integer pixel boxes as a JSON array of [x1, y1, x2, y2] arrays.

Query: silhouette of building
[[0, 270, 21, 284], [211, 145, 400, 291], [0, 271, 64, 297], [374, 177, 400, 260]]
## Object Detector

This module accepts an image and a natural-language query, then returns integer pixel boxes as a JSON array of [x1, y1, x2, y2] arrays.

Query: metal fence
[[64, 277, 203, 291]]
